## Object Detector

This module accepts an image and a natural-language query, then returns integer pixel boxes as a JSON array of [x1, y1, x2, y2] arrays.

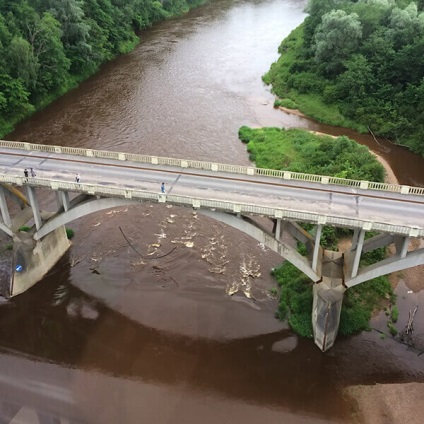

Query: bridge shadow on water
[[0, 253, 423, 421]]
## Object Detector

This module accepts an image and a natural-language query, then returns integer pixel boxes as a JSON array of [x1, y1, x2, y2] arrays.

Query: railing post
[[401, 185, 410, 194]]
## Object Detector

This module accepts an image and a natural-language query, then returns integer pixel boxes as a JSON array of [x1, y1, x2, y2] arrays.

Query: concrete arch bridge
[[1, 141, 424, 351]]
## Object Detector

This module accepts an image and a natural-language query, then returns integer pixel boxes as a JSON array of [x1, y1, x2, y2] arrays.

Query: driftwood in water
[[405, 306, 418, 335]]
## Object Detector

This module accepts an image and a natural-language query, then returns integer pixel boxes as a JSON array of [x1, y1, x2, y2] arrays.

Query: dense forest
[[0, 0, 205, 137], [264, 0, 424, 156]]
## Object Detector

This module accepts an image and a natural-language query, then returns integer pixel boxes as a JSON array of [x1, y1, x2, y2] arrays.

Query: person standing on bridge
[[30, 168, 36, 177], [161, 182, 165, 193], [24, 169, 28, 181], [75, 173, 80, 183]]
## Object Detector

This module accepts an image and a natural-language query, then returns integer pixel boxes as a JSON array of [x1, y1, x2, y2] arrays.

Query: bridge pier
[[0, 184, 72, 297], [9, 225, 71, 297], [312, 251, 345, 351]]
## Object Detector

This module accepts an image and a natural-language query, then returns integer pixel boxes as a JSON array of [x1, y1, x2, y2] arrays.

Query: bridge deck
[[1, 144, 424, 237]]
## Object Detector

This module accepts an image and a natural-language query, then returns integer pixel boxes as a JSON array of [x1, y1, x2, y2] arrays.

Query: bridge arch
[[34, 197, 136, 240]]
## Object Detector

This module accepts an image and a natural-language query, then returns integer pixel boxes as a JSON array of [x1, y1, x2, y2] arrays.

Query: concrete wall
[[11, 226, 71, 297]]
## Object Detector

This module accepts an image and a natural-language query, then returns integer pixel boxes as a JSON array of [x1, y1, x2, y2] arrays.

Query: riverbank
[[0, 0, 208, 138], [273, 105, 424, 422]]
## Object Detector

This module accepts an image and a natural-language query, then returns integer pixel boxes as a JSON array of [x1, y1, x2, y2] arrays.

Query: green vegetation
[[391, 305, 399, 322], [18, 226, 31, 232], [387, 321, 398, 336], [0, 0, 206, 137], [274, 98, 298, 109], [65, 228, 75, 239], [239, 125, 396, 337], [239, 126, 385, 181], [264, 0, 424, 156], [269, 287, 278, 298]]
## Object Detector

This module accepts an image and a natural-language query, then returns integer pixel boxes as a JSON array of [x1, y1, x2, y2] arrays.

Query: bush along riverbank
[[263, 0, 424, 157], [0, 0, 207, 138], [238, 126, 396, 338]]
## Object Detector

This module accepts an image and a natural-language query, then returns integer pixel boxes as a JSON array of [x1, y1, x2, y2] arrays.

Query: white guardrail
[[0, 173, 422, 238], [1, 140, 424, 196]]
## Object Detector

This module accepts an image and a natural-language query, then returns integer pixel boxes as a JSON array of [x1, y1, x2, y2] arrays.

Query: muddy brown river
[[1, 0, 424, 423]]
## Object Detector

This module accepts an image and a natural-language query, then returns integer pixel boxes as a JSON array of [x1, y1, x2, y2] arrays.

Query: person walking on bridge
[[30, 168, 36, 177], [24, 169, 28, 181], [161, 182, 165, 193], [75, 173, 80, 183]]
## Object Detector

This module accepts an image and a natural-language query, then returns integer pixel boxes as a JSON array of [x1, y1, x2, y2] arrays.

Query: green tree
[[387, 2, 424, 50], [33, 13, 71, 98], [8, 36, 39, 88], [46, 0, 92, 73], [313, 9, 363, 76], [335, 54, 375, 119]]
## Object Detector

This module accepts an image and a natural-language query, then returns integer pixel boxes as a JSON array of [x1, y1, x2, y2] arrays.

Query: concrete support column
[[395, 236, 409, 259], [312, 277, 345, 352], [351, 228, 360, 250], [56, 190, 70, 212], [26, 186, 42, 230], [312, 224, 322, 272], [275, 218, 281, 240], [0, 186, 12, 227], [351, 229, 366, 278]]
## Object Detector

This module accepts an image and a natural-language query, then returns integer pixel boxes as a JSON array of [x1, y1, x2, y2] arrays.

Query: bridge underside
[[2, 184, 424, 351], [199, 210, 424, 351]]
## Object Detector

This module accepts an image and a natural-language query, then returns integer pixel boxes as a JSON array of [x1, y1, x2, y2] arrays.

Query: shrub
[[277, 98, 298, 109], [238, 126, 254, 144], [387, 321, 398, 337], [66, 228, 75, 239], [391, 305, 399, 323]]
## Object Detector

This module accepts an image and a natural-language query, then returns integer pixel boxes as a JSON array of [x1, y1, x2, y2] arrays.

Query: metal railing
[[1, 140, 424, 196]]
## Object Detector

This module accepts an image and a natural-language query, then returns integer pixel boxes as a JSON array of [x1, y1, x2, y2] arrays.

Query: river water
[[2, 0, 424, 422]]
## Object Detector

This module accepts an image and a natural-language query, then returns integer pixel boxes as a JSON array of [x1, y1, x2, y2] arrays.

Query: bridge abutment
[[9, 225, 71, 297]]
